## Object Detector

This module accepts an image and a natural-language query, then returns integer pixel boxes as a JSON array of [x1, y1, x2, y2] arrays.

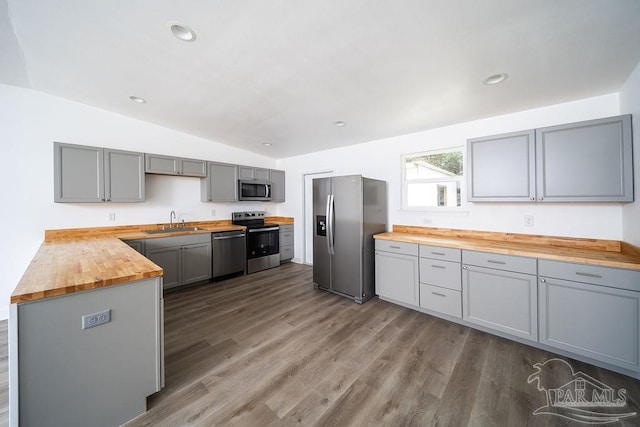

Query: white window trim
[[401, 146, 467, 212]]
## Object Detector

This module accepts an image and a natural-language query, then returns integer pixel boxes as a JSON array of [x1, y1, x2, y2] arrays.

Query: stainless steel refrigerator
[[313, 175, 387, 303]]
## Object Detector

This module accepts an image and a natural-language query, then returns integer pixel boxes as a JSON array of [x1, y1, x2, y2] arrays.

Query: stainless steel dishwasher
[[212, 230, 246, 280]]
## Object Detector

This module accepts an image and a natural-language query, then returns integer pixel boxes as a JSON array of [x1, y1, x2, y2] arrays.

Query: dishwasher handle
[[213, 234, 245, 240]]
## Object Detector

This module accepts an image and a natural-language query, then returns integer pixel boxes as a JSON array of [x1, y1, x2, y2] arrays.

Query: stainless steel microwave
[[238, 180, 271, 201]]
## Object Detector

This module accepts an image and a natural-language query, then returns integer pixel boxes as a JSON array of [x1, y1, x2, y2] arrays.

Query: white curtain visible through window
[[402, 147, 463, 209]]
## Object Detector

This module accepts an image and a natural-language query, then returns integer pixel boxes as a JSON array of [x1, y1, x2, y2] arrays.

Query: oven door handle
[[248, 227, 279, 233]]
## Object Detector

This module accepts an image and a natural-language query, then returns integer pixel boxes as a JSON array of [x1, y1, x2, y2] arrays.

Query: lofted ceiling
[[2, 0, 640, 158]]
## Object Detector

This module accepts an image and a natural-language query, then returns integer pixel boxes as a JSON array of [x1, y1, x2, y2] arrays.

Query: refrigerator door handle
[[326, 194, 335, 255]]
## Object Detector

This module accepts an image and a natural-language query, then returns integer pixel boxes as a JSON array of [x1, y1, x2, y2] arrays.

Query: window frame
[[401, 146, 465, 212]]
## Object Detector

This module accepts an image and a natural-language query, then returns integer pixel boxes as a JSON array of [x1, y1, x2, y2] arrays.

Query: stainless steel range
[[232, 211, 280, 274]]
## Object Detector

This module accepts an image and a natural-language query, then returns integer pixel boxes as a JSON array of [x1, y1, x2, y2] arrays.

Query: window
[[402, 147, 463, 209]]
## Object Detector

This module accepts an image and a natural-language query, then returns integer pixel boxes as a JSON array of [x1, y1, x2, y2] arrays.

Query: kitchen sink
[[143, 227, 201, 234]]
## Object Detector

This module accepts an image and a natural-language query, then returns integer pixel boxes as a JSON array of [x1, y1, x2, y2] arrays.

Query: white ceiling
[[3, 0, 640, 158]]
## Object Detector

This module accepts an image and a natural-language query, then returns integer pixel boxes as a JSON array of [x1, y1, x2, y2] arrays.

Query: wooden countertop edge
[[10, 270, 164, 304], [375, 228, 640, 271], [13, 217, 295, 304], [44, 217, 294, 241]]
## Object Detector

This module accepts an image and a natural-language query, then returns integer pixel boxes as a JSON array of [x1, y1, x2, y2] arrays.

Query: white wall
[[621, 61, 640, 246], [0, 84, 278, 319], [276, 94, 623, 265]]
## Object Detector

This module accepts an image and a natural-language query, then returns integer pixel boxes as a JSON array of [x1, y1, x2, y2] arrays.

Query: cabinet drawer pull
[[389, 245, 401, 249], [431, 265, 446, 269], [431, 251, 445, 256], [431, 292, 446, 297], [487, 260, 506, 265], [575, 272, 602, 279]]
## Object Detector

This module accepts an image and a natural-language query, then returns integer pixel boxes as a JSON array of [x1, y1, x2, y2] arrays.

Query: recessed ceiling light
[[169, 22, 196, 42], [334, 121, 346, 127], [483, 73, 508, 85], [129, 95, 147, 104], [263, 142, 272, 147]]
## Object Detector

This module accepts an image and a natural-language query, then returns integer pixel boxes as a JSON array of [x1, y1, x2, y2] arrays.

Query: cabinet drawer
[[375, 239, 418, 256], [419, 245, 461, 262], [462, 250, 537, 275], [279, 224, 294, 233], [144, 233, 211, 250], [539, 259, 640, 292], [280, 245, 294, 261], [419, 258, 461, 291], [420, 284, 461, 318], [280, 231, 294, 246]]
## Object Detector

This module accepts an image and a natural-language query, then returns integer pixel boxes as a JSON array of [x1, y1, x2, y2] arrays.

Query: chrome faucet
[[169, 210, 176, 228]]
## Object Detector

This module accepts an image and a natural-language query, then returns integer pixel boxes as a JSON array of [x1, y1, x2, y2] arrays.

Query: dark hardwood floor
[[1, 263, 639, 426]]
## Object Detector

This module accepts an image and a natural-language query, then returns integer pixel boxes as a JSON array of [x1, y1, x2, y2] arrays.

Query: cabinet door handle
[[540, 278, 546, 283], [431, 265, 446, 269], [431, 251, 445, 256], [538, 196, 544, 201], [431, 292, 446, 297], [530, 196, 535, 201], [463, 266, 467, 270], [575, 272, 602, 279], [389, 245, 401, 249], [487, 260, 506, 265]]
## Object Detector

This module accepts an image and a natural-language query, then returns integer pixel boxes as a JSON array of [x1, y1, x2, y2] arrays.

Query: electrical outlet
[[82, 309, 111, 330], [211, 209, 216, 216], [108, 212, 116, 221], [423, 218, 433, 225], [524, 215, 534, 227]]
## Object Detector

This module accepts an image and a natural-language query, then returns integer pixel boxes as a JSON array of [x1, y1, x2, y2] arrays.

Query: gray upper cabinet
[[54, 142, 144, 203], [201, 161, 238, 202], [270, 169, 286, 202], [536, 115, 633, 202], [238, 166, 270, 181], [145, 153, 207, 177], [467, 114, 633, 203], [467, 130, 535, 202]]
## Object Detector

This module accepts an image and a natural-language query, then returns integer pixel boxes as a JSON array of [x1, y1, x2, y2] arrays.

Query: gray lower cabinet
[[201, 161, 238, 202], [12, 277, 163, 427], [125, 239, 146, 254], [145, 153, 207, 177], [539, 259, 640, 372], [467, 114, 633, 203], [375, 240, 419, 306], [145, 234, 212, 290], [418, 245, 462, 318], [279, 224, 294, 263], [54, 142, 145, 202], [270, 169, 286, 202], [462, 250, 538, 341]]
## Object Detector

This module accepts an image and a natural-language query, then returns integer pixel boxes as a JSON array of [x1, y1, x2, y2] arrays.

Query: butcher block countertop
[[11, 218, 292, 304], [375, 226, 640, 271]]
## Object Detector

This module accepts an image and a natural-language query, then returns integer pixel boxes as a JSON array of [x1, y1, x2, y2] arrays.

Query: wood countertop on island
[[11, 238, 163, 304], [374, 226, 640, 271], [11, 217, 293, 304]]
